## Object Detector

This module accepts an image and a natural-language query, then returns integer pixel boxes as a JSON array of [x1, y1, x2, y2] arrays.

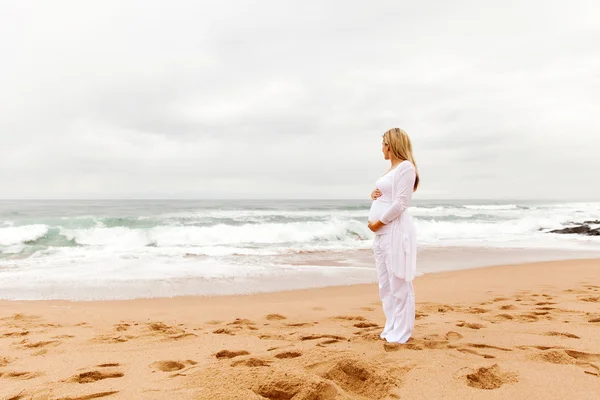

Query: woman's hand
[[368, 220, 384, 232], [371, 189, 382, 200]]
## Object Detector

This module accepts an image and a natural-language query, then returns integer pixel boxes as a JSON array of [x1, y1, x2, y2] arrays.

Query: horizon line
[[1, 198, 598, 202]]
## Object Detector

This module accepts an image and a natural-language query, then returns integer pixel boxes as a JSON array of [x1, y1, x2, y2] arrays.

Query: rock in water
[[550, 225, 600, 236]]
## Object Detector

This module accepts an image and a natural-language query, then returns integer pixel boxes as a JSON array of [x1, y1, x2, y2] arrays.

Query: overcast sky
[[1, 0, 599, 200]]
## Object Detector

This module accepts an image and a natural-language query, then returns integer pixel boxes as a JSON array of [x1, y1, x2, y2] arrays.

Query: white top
[[368, 167, 396, 235], [383, 160, 418, 282]]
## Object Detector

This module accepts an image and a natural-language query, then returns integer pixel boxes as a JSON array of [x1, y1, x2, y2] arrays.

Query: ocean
[[1, 199, 599, 300]]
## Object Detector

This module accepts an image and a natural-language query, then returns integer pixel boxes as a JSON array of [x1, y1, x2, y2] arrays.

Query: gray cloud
[[1, 0, 599, 199]]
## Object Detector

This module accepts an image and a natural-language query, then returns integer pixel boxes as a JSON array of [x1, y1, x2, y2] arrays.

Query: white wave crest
[[463, 204, 519, 210], [61, 219, 372, 249], [159, 208, 369, 222], [0, 225, 49, 246]]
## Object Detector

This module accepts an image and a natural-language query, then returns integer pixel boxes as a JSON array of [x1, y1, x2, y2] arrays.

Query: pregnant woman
[[367, 128, 419, 344]]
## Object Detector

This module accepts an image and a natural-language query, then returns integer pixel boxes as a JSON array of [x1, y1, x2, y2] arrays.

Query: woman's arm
[[379, 165, 416, 225]]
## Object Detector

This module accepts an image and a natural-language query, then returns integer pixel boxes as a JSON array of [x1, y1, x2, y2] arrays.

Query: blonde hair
[[383, 128, 420, 191]]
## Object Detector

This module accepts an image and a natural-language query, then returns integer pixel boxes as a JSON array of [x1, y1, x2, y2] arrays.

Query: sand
[[1, 258, 600, 399]]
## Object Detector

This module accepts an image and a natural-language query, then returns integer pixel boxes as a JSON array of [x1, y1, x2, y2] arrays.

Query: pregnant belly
[[368, 200, 391, 222]]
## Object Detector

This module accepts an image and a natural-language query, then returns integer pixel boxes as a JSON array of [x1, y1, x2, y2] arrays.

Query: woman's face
[[382, 138, 390, 160]]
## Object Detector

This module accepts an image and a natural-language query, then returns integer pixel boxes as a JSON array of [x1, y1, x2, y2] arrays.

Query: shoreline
[[3, 247, 600, 302], [1, 258, 600, 399], [2, 256, 600, 306]]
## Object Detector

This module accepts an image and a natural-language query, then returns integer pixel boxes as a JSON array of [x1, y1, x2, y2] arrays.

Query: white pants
[[373, 234, 415, 344]]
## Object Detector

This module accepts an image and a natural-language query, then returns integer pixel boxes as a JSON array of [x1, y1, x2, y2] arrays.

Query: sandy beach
[[3, 0, 600, 398], [1, 258, 600, 399]]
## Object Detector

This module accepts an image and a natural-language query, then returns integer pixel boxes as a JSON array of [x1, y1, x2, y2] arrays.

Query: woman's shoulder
[[396, 160, 415, 173]]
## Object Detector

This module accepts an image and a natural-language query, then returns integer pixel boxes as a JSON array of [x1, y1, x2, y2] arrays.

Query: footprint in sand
[[415, 312, 428, 320], [456, 322, 485, 330], [231, 358, 272, 367], [69, 370, 124, 384], [383, 343, 405, 352], [168, 332, 198, 340], [331, 315, 367, 323], [455, 348, 495, 359], [463, 364, 518, 390], [275, 351, 302, 359], [354, 322, 379, 329], [582, 285, 600, 295], [385, 336, 448, 351], [285, 322, 316, 328], [215, 350, 250, 359], [147, 322, 174, 332], [318, 358, 404, 399], [56, 391, 119, 400], [265, 314, 287, 321], [146, 322, 193, 339], [252, 371, 338, 400], [149, 360, 197, 372], [516, 345, 559, 351], [92, 335, 134, 344], [544, 331, 580, 339], [301, 334, 346, 342], [1, 330, 30, 338], [228, 318, 257, 327], [259, 333, 287, 340], [226, 319, 259, 331], [317, 339, 342, 347], [420, 336, 454, 350], [529, 347, 600, 370], [466, 307, 489, 314], [467, 343, 512, 352], [384, 342, 426, 352], [213, 328, 235, 335], [17, 339, 60, 349], [0, 356, 10, 367], [517, 313, 541, 322], [52, 334, 75, 340], [240, 358, 400, 400], [533, 311, 552, 317], [588, 317, 600, 323], [0, 370, 43, 380], [114, 323, 130, 332], [350, 332, 381, 343], [445, 331, 464, 341], [562, 350, 600, 362], [490, 313, 539, 323]]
